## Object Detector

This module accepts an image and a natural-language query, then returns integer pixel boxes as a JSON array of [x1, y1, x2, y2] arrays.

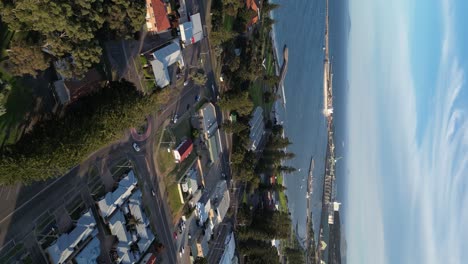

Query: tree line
[[0, 80, 165, 184]]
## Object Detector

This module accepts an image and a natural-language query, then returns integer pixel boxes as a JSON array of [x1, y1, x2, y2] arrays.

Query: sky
[[345, 0, 468, 263]]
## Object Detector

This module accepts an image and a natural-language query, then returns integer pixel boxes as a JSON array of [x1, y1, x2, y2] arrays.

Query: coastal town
[[0, 0, 343, 263]]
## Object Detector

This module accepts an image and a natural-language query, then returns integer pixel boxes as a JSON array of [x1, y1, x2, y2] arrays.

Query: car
[[132, 143, 141, 152], [194, 95, 200, 102], [184, 79, 190, 86], [186, 104, 190, 110], [151, 189, 156, 197], [181, 246, 185, 254], [173, 114, 178, 124], [173, 232, 178, 240], [221, 173, 226, 179]]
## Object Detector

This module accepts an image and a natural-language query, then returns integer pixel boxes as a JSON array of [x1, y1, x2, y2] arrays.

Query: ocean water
[[272, 0, 349, 243]]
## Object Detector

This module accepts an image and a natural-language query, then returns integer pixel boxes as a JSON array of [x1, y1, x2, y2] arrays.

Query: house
[[150, 41, 185, 88], [179, 13, 204, 47], [219, 232, 236, 264], [108, 190, 155, 264], [96, 171, 138, 220], [74, 236, 101, 264], [248, 107, 265, 151], [180, 167, 199, 194], [46, 210, 99, 264], [195, 194, 212, 226], [145, 0, 171, 33], [212, 184, 230, 226], [199, 103, 220, 162], [246, 0, 261, 27], [173, 138, 193, 163], [53, 68, 104, 105]]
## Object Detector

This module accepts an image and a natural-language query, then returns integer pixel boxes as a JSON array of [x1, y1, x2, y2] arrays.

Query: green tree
[[277, 166, 297, 174], [190, 70, 207, 86], [194, 257, 208, 264], [263, 2, 280, 13], [210, 28, 237, 46], [219, 90, 253, 116], [222, 121, 248, 134], [5, 41, 49, 77], [0, 80, 166, 184]]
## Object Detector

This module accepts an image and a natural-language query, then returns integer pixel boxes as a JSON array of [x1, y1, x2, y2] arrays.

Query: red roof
[[176, 139, 193, 163], [146, 255, 156, 264], [151, 0, 171, 32]]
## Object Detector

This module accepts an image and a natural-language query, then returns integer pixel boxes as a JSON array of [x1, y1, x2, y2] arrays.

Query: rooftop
[[46, 210, 98, 264], [151, 41, 184, 88], [174, 138, 193, 163], [97, 170, 138, 219], [150, 0, 171, 32]]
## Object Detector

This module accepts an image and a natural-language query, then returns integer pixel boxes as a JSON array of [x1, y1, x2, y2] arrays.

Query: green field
[[167, 182, 183, 218], [248, 80, 263, 108], [277, 174, 288, 212]]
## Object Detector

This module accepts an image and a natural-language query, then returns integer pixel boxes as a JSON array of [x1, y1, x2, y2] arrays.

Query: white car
[[173, 114, 178, 124], [132, 143, 141, 152]]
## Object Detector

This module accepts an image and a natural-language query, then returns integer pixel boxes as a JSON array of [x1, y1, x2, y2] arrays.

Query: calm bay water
[[272, 0, 349, 243]]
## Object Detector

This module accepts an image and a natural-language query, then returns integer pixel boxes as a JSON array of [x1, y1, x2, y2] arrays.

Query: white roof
[[216, 189, 230, 223], [179, 13, 203, 45], [97, 171, 137, 218], [74, 236, 100, 264], [46, 210, 97, 264], [129, 191, 155, 252], [109, 210, 132, 245], [219, 232, 236, 264], [151, 41, 184, 88], [190, 13, 203, 43]]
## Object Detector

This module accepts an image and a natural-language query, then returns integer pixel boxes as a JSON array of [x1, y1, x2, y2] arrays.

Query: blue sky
[[346, 0, 468, 263]]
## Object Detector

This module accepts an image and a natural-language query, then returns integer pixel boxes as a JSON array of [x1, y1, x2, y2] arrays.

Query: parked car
[[173, 232, 178, 240], [132, 143, 141, 152], [151, 189, 156, 197], [173, 114, 178, 124], [194, 95, 200, 102]]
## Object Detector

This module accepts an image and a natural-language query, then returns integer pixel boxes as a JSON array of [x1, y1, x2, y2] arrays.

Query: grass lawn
[[167, 182, 183, 218], [223, 15, 235, 31], [248, 80, 263, 108], [277, 174, 288, 212], [0, 79, 33, 146], [170, 115, 192, 143], [155, 125, 176, 176], [0, 20, 14, 59]]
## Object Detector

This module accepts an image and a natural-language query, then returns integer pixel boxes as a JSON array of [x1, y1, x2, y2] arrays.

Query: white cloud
[[346, 0, 468, 263]]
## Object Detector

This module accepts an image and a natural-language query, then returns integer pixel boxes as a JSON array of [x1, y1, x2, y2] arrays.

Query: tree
[[263, 17, 276, 31], [210, 28, 237, 46], [263, 2, 280, 13], [0, 80, 167, 184], [219, 90, 254, 116], [190, 70, 207, 86], [264, 75, 280, 86], [223, 0, 243, 17], [277, 166, 297, 174], [5, 41, 49, 77], [222, 121, 248, 134], [0, 0, 145, 77], [194, 257, 208, 264]]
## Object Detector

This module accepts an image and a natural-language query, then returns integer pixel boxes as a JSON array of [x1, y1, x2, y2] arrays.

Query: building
[[199, 103, 220, 162], [46, 210, 99, 264], [108, 190, 155, 264], [97, 171, 138, 220], [210, 181, 230, 226], [179, 13, 203, 47], [145, 0, 171, 33], [248, 107, 265, 151], [173, 138, 193, 163], [53, 68, 104, 105], [180, 167, 199, 194], [246, 0, 260, 27], [195, 193, 212, 226], [150, 41, 185, 88], [219, 232, 236, 264], [74, 236, 101, 264]]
